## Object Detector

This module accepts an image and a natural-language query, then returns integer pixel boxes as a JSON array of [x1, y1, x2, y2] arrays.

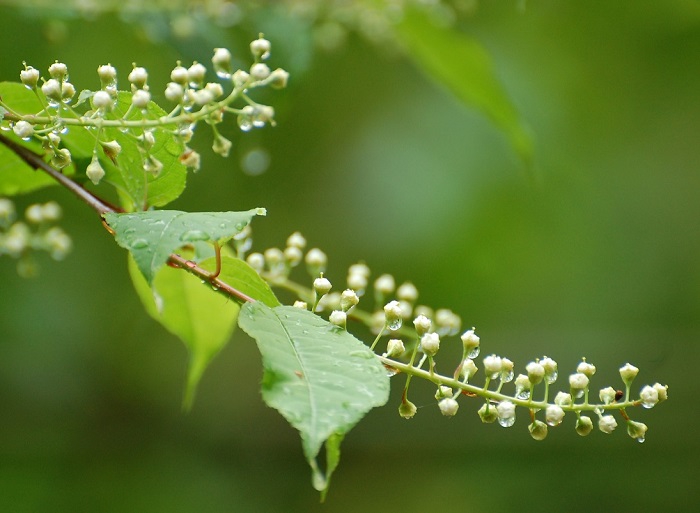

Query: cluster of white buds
[[0, 198, 72, 276], [5, 37, 289, 189], [237, 230, 668, 440]]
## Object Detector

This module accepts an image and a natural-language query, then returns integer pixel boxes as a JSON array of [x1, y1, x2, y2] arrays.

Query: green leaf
[[0, 82, 61, 195], [101, 92, 187, 210], [238, 302, 390, 498], [394, 7, 534, 166], [104, 208, 266, 286], [128, 254, 239, 410], [212, 256, 281, 308]]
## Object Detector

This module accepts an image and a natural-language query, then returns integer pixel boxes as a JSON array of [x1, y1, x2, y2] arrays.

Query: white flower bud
[[212, 47, 232, 72], [374, 274, 395, 295], [165, 82, 185, 103], [48, 61, 68, 80], [420, 332, 440, 357], [0, 198, 15, 221], [383, 300, 403, 330], [305, 248, 327, 272], [499, 357, 514, 382], [41, 202, 61, 221], [128, 66, 148, 89], [101, 140, 122, 159], [514, 373, 531, 398], [569, 372, 589, 390], [653, 383, 668, 402], [61, 82, 76, 101], [460, 328, 480, 357], [13, 121, 34, 139], [92, 90, 113, 110], [268, 68, 289, 89], [483, 354, 502, 378], [97, 64, 117, 84], [540, 356, 558, 383], [20, 66, 40, 89], [286, 232, 306, 249], [188, 62, 207, 85], [435, 386, 452, 399], [246, 252, 265, 272], [131, 89, 151, 109], [599, 386, 617, 405], [496, 400, 516, 427], [619, 363, 639, 385], [348, 263, 370, 278], [347, 272, 368, 292], [25, 204, 44, 223], [396, 281, 418, 302], [313, 276, 332, 296], [545, 404, 565, 426], [232, 70, 250, 88], [639, 385, 659, 408], [598, 414, 618, 434], [554, 391, 573, 407], [526, 361, 545, 385], [192, 88, 214, 106], [179, 149, 201, 171], [385, 339, 405, 358], [283, 246, 303, 267], [204, 82, 224, 99], [329, 310, 347, 328], [293, 300, 308, 309], [170, 65, 189, 85], [340, 289, 359, 311], [210, 133, 232, 157], [438, 398, 459, 417], [41, 79, 62, 101], [577, 359, 596, 377], [460, 358, 478, 380], [143, 156, 163, 176], [250, 37, 271, 60], [250, 63, 270, 81], [86, 158, 106, 184], [413, 315, 431, 337], [264, 247, 284, 267]]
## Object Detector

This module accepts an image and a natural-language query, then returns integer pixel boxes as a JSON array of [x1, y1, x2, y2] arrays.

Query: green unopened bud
[[399, 399, 417, 419], [529, 420, 548, 441], [50, 148, 72, 169], [627, 420, 648, 443], [575, 416, 593, 436], [478, 403, 498, 423], [212, 134, 232, 157], [385, 339, 405, 358], [86, 157, 105, 184]]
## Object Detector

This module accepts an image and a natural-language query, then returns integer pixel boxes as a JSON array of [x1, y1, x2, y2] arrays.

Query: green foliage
[[238, 302, 390, 497], [395, 7, 533, 166], [104, 208, 266, 285]]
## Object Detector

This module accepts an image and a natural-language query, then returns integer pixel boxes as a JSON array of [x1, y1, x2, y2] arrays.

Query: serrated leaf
[[238, 302, 390, 498], [104, 208, 266, 285], [394, 7, 534, 166], [128, 253, 239, 410]]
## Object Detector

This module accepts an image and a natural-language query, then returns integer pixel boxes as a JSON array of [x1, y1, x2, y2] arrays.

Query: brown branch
[[0, 134, 256, 304]]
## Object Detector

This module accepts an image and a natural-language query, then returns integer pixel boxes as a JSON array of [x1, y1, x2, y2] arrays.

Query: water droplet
[[216, 71, 232, 80], [385, 368, 399, 377], [641, 400, 656, 409], [636, 436, 645, 443], [515, 386, 530, 400], [573, 389, 585, 399], [498, 416, 516, 428], [500, 370, 514, 383], [545, 371, 558, 384], [467, 347, 480, 359], [387, 318, 402, 331], [130, 238, 148, 249], [180, 230, 209, 242], [238, 117, 253, 132]]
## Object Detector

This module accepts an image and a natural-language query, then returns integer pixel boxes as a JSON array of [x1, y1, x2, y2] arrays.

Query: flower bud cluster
[[0, 198, 72, 276]]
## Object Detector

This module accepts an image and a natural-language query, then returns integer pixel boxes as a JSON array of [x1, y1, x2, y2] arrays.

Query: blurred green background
[[1, 1, 698, 511]]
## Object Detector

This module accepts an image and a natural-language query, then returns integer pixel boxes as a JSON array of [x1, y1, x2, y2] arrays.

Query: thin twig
[[0, 134, 256, 304]]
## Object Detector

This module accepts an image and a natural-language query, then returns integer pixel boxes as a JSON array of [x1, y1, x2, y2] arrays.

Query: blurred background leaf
[[0, 1, 698, 511]]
